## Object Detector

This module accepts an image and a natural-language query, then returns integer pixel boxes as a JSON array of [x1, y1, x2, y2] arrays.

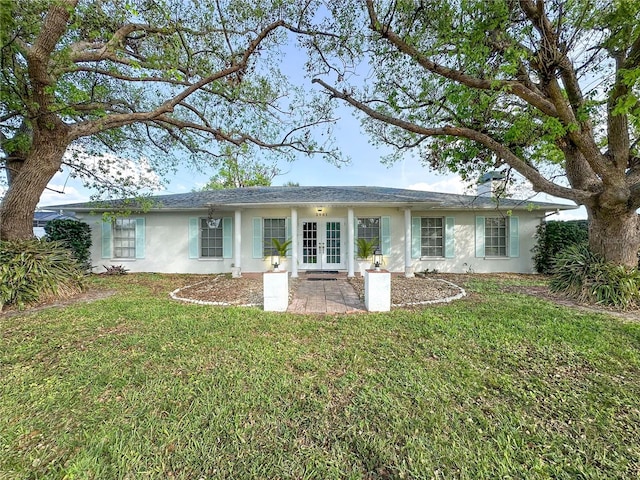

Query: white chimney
[[477, 171, 506, 197]]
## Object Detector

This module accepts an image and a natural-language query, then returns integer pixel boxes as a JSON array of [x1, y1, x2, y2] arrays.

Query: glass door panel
[[299, 219, 345, 270], [323, 221, 342, 268], [302, 221, 318, 266]]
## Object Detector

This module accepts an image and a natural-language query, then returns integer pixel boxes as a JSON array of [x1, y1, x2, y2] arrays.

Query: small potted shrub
[[356, 238, 377, 276], [270, 238, 292, 271]]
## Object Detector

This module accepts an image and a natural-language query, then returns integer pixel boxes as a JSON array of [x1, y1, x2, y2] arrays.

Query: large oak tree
[[0, 0, 335, 240], [309, 0, 640, 266]]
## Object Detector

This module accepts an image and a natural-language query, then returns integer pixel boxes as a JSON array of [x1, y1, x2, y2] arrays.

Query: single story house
[[48, 185, 576, 276]]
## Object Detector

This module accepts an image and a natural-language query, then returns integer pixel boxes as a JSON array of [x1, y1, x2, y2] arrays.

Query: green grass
[[1, 274, 639, 479]]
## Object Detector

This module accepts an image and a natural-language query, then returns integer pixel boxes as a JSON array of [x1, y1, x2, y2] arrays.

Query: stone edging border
[[169, 277, 262, 307], [391, 278, 467, 308], [170, 275, 466, 311]]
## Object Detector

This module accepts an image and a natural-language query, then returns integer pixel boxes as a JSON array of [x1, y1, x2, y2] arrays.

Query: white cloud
[[407, 177, 471, 195], [39, 183, 89, 207], [173, 183, 194, 193], [63, 145, 162, 190], [556, 206, 587, 221]]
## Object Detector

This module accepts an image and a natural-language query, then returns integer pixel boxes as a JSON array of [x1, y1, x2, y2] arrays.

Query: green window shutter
[[135, 218, 145, 259], [411, 217, 421, 258], [101, 220, 112, 259], [253, 217, 263, 258], [286, 217, 291, 239], [188, 217, 199, 259], [475, 216, 485, 258], [445, 217, 455, 258], [381, 216, 391, 255], [222, 217, 232, 259], [509, 216, 519, 258]]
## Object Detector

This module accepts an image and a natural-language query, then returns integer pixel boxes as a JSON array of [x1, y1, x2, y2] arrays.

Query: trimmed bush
[[0, 239, 85, 311], [550, 244, 640, 308], [44, 219, 93, 271], [532, 220, 588, 274]]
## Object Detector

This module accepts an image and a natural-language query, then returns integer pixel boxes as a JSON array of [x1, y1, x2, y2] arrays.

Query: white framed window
[[102, 218, 144, 260], [484, 217, 507, 257], [200, 218, 223, 258], [412, 216, 454, 259], [263, 218, 286, 256], [420, 217, 444, 257], [189, 217, 231, 260], [475, 215, 518, 258], [113, 218, 136, 258], [357, 217, 380, 247]]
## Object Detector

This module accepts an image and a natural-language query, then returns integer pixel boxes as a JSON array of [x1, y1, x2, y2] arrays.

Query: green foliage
[[549, 244, 602, 298], [532, 220, 588, 273], [356, 237, 377, 259], [199, 145, 281, 190], [0, 239, 85, 310], [308, 1, 640, 267], [1, 0, 340, 234], [591, 264, 640, 308], [44, 219, 93, 271], [550, 244, 640, 308], [271, 238, 292, 257]]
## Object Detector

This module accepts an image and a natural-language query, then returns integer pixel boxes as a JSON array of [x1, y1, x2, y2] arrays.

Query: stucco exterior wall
[[79, 206, 545, 275], [407, 209, 542, 274]]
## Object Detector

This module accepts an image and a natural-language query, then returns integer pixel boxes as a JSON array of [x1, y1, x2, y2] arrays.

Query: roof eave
[[63, 202, 577, 213]]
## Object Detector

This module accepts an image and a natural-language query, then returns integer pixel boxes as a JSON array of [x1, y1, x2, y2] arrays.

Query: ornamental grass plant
[[0, 239, 85, 311], [550, 243, 640, 308]]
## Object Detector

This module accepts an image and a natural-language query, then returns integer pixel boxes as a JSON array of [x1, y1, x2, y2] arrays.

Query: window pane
[[113, 218, 136, 258], [263, 218, 286, 256], [357, 217, 380, 247], [200, 218, 223, 258], [420, 217, 444, 257], [485, 217, 507, 256]]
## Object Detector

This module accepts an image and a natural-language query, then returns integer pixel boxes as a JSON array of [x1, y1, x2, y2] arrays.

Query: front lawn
[[1, 274, 639, 479]]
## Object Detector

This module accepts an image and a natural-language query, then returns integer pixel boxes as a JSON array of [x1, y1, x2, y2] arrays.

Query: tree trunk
[[587, 205, 640, 268], [0, 135, 67, 241]]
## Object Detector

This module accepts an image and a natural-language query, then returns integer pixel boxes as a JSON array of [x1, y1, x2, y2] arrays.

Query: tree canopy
[[0, 0, 336, 239], [198, 145, 282, 190], [307, 0, 640, 266]]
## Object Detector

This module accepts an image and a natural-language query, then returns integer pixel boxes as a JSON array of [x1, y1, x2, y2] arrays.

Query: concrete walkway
[[287, 274, 366, 314]]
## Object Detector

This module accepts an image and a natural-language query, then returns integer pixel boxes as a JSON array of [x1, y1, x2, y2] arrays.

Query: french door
[[300, 219, 345, 270]]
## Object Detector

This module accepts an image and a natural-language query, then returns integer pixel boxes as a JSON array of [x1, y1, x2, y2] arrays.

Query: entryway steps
[[302, 271, 348, 280]]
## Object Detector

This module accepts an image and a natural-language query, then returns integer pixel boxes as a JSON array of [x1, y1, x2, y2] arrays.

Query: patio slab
[[287, 275, 366, 314]]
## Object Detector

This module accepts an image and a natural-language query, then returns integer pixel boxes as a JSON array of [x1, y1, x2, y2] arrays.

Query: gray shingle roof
[[46, 186, 576, 212]]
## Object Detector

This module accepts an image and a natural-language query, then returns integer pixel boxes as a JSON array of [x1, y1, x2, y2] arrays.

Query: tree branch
[[365, 0, 559, 118], [26, 0, 77, 123], [313, 77, 589, 203], [152, 113, 338, 158]]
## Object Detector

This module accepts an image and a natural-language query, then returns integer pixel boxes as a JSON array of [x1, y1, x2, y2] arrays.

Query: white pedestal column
[[364, 269, 391, 312], [263, 271, 289, 312]]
